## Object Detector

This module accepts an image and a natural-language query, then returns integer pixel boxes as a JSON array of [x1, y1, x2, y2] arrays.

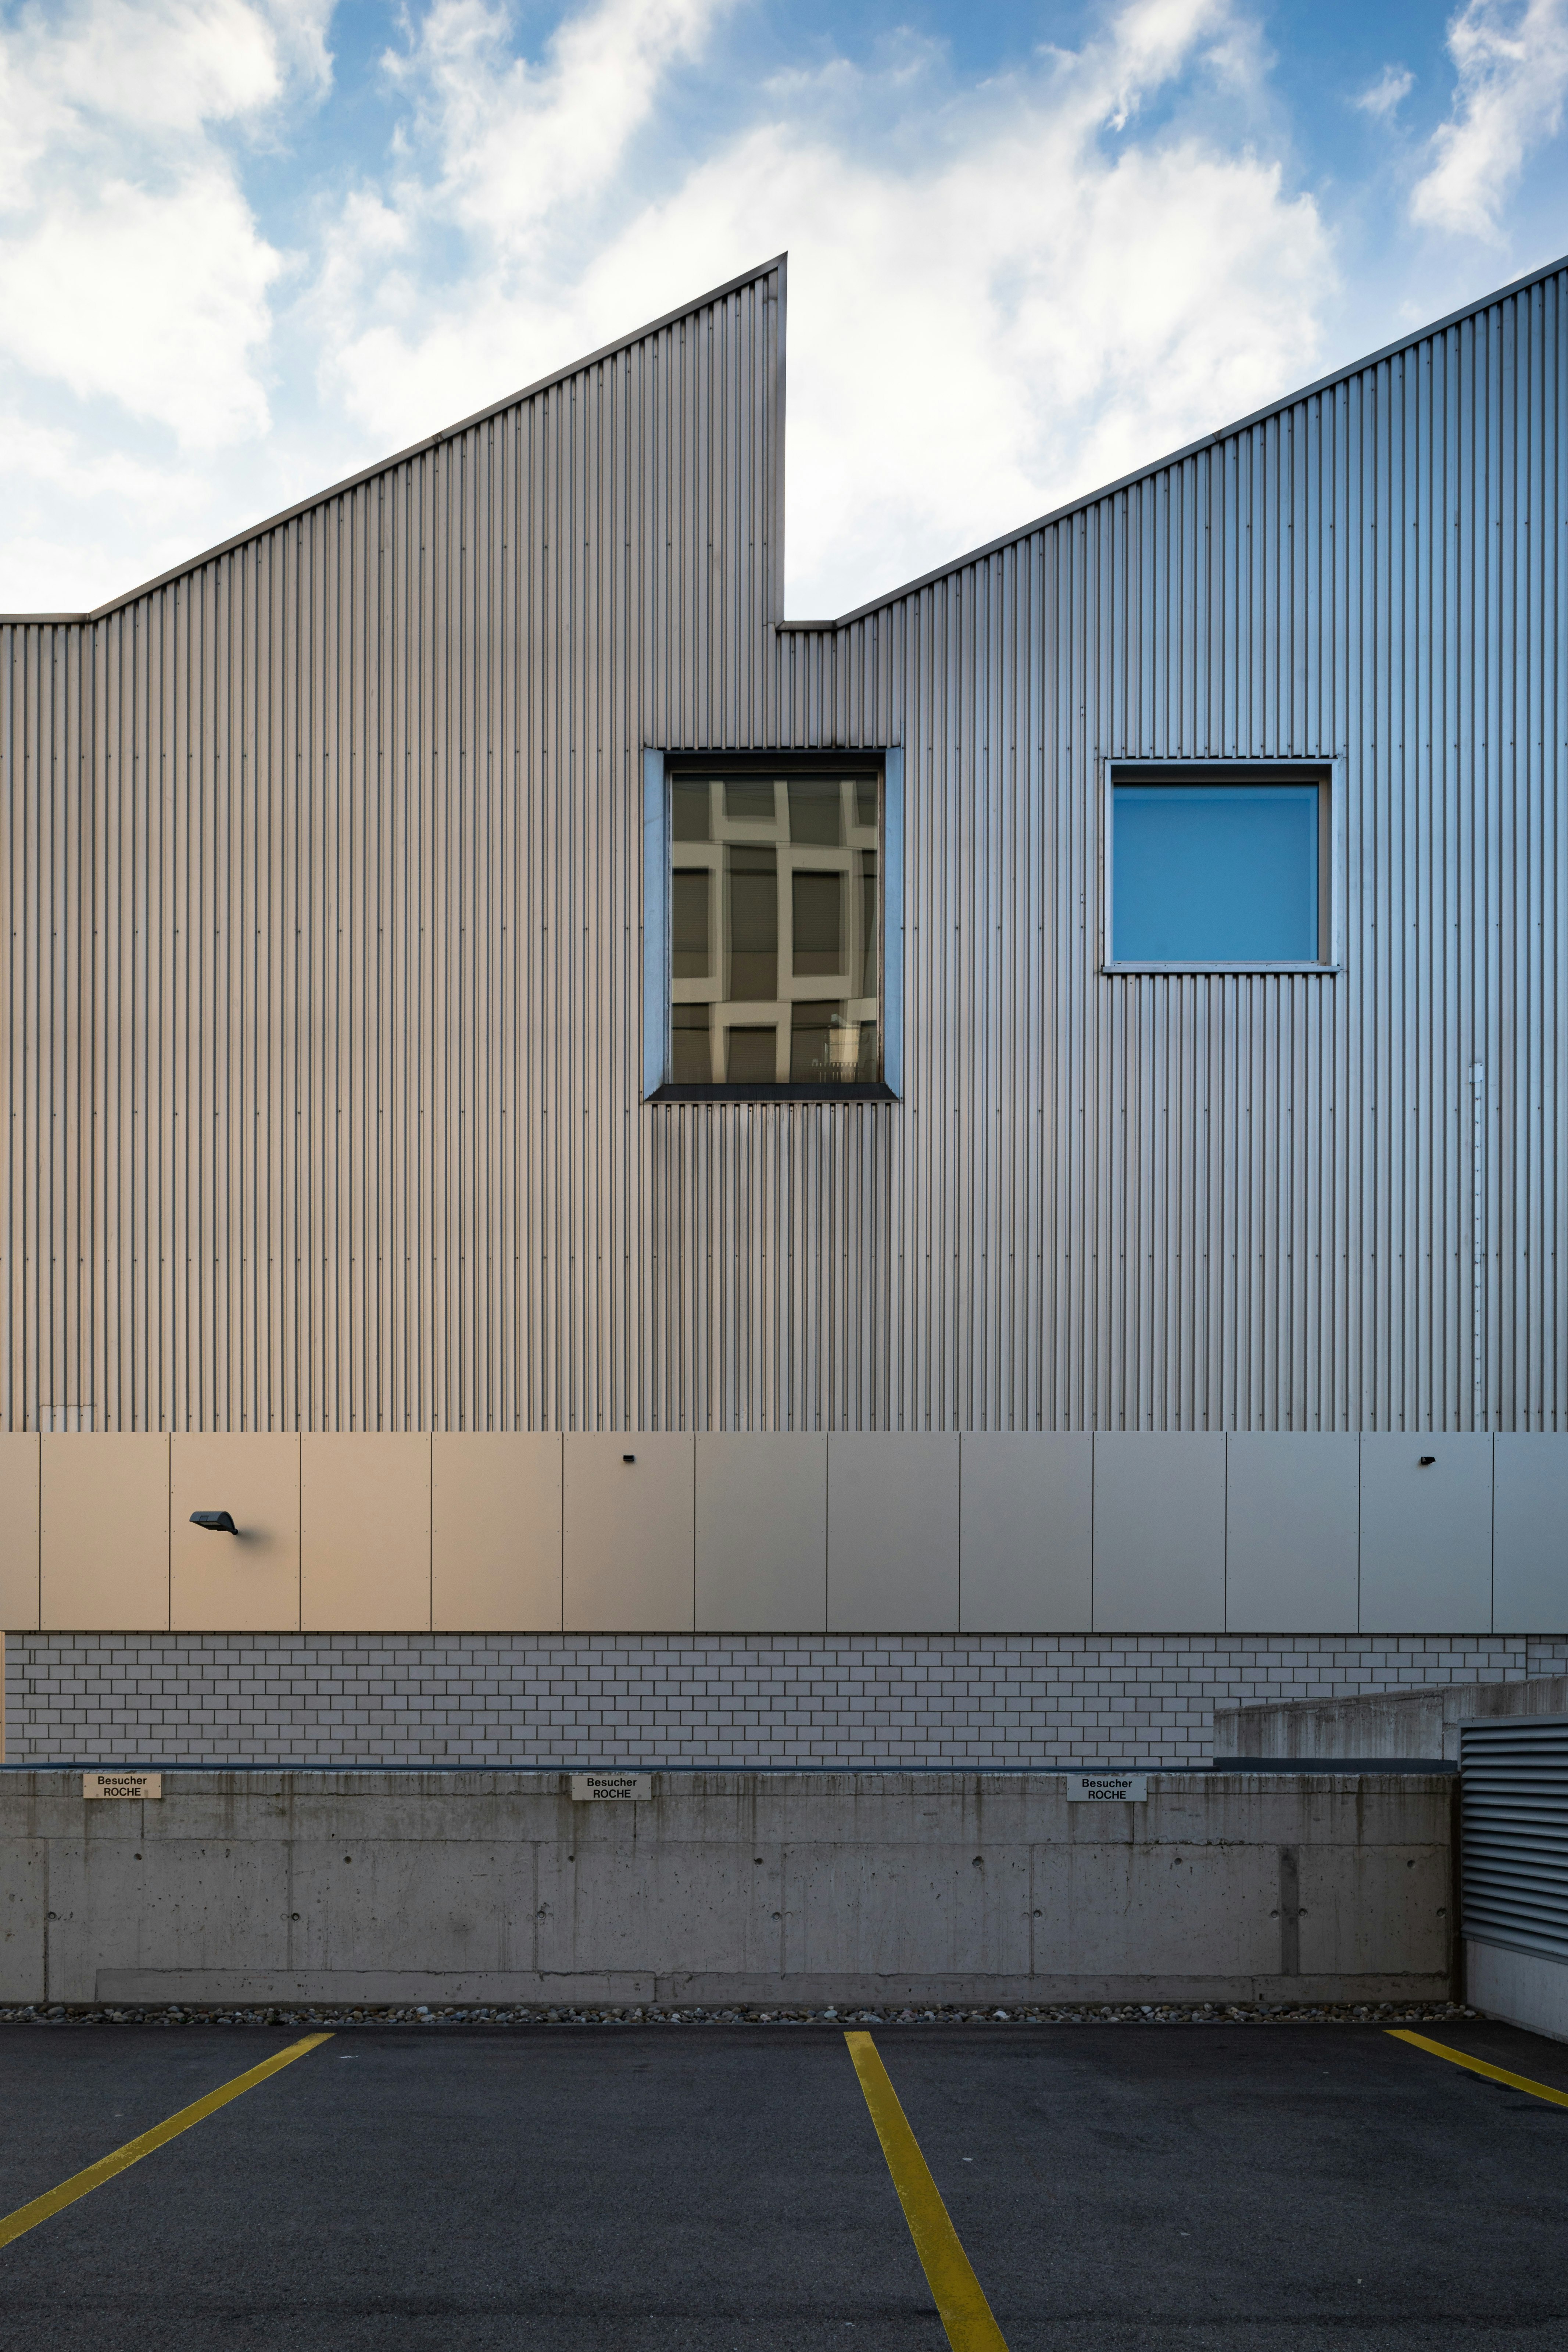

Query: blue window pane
[[1113, 785, 1320, 962]]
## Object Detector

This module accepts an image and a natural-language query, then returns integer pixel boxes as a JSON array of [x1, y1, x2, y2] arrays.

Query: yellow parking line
[[1388, 2029, 1568, 2109], [844, 2031, 1009, 2352], [0, 2032, 333, 2251]]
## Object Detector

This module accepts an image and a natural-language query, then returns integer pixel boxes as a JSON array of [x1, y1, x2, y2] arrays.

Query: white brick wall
[[7, 1633, 1568, 1768]]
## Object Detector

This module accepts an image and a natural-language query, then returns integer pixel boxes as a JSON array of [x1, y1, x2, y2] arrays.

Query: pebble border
[[0, 2000, 1477, 2030]]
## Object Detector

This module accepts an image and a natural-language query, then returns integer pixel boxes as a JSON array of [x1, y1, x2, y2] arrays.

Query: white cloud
[[313, 0, 1331, 613], [1412, 0, 1568, 237], [0, 402, 214, 609], [1354, 64, 1414, 118], [0, 172, 281, 442], [305, 0, 736, 460], [33, 0, 1565, 620], [0, 0, 332, 454], [390, 0, 722, 247]]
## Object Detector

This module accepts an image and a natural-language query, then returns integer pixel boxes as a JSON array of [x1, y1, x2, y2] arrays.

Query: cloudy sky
[[1, 0, 1565, 618]]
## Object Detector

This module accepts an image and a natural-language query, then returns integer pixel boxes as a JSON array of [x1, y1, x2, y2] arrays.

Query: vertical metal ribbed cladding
[[1461, 1718, 1568, 1963], [773, 262, 1566, 1435], [1, 257, 1564, 1434]]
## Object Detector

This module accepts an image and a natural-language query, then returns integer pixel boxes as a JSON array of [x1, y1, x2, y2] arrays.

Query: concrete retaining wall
[[1465, 1941, 1568, 2044], [1216, 1676, 1568, 1766], [0, 1770, 1454, 2006]]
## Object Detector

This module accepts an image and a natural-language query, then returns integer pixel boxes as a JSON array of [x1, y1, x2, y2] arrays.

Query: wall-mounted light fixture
[[190, 1510, 238, 1534], [1418, 1456, 1436, 1467]]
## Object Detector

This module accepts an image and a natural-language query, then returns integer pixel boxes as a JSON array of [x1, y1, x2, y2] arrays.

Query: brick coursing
[[7, 1633, 1568, 1767]]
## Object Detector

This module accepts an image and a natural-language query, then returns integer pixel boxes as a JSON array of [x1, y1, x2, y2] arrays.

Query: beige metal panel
[[1358, 1437, 1493, 1634], [40, 1435, 169, 1629], [0, 1435, 40, 1628], [433, 1435, 563, 1632], [959, 1436, 1091, 1631], [300, 1435, 432, 1632], [170, 1434, 300, 1632], [695, 1434, 827, 1631], [1092, 1435, 1226, 1632], [827, 1435, 960, 1632], [1491, 1437, 1568, 1633], [1225, 1436, 1361, 1633], [563, 1436, 694, 1632]]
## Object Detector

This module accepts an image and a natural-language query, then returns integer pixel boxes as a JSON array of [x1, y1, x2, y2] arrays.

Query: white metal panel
[[433, 1434, 563, 1632], [1225, 1435, 1360, 1632], [827, 1435, 960, 1632], [0, 1435, 39, 1628], [695, 1434, 826, 1631], [1358, 1436, 1493, 1633], [1492, 1438, 1568, 1634], [170, 1432, 300, 1632], [300, 1435, 432, 1632], [563, 1435, 694, 1632], [959, 1435, 1092, 1630], [1092, 1434, 1226, 1632]]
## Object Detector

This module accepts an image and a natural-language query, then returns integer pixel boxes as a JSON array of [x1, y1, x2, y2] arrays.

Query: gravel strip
[[0, 2000, 1479, 2029]]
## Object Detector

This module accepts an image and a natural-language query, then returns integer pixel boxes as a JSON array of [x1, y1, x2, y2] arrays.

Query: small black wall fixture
[[190, 1510, 238, 1534], [1418, 1456, 1436, 1467]]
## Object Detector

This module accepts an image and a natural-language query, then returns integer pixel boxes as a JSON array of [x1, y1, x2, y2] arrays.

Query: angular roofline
[[777, 245, 1568, 633], [5, 245, 1563, 637], [0, 254, 787, 628]]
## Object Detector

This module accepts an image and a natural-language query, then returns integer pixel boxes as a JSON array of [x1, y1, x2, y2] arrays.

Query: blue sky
[[1, 0, 1565, 617]]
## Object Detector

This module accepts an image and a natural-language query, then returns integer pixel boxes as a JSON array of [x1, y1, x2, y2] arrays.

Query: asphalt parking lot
[[1, 2018, 1566, 2350]]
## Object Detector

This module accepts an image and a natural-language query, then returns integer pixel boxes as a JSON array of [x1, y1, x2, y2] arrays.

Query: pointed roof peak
[[781, 247, 1568, 632], [1, 254, 787, 627]]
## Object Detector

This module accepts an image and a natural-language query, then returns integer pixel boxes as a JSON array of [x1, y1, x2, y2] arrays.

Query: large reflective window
[[668, 770, 881, 1085]]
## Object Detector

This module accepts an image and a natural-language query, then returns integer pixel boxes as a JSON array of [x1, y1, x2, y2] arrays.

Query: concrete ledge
[[92, 1970, 1454, 2006], [0, 1769, 1456, 2007], [1216, 1675, 1568, 1766]]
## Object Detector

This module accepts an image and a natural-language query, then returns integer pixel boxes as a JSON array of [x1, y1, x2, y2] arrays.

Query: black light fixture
[[190, 1510, 238, 1534], [1418, 1456, 1436, 1467], [623, 1454, 636, 1464]]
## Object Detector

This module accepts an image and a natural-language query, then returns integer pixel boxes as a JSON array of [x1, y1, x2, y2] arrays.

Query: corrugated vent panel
[[1460, 1719, 1568, 1961]]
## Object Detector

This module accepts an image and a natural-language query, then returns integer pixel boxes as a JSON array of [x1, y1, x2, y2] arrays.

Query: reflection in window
[[724, 778, 774, 824], [672, 777, 711, 842], [790, 777, 843, 845], [727, 846, 777, 999], [671, 1002, 711, 1081], [792, 871, 844, 975], [666, 770, 881, 1088], [671, 870, 710, 978], [726, 1026, 776, 1082], [860, 856, 877, 997], [791, 1003, 879, 1083]]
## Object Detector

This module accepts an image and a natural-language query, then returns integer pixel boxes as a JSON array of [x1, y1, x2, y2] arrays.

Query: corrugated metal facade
[[2, 255, 1564, 1436]]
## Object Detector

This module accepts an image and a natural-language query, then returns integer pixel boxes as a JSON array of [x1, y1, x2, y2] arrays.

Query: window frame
[[642, 748, 904, 1102], [1099, 757, 1346, 975]]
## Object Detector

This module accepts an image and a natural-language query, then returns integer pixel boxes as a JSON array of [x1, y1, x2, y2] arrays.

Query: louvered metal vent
[[1460, 1719, 1568, 1963]]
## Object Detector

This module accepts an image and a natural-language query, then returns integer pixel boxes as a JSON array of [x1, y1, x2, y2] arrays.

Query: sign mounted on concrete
[[570, 1772, 652, 1803], [1067, 1773, 1147, 1804], [83, 1772, 162, 1801]]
